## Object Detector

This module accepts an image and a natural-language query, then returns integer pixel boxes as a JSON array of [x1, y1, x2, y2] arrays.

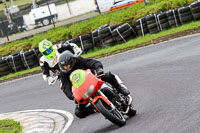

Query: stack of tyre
[[92, 24, 108, 48], [178, 6, 194, 24], [0, 57, 12, 77], [91, 24, 118, 48], [6, 52, 26, 73], [20, 49, 39, 69], [112, 23, 137, 44], [166, 9, 181, 28], [145, 14, 160, 34], [157, 12, 170, 31], [135, 17, 149, 36], [190, 1, 200, 20], [135, 1, 200, 38], [0, 48, 41, 77], [68, 34, 94, 52], [35, 47, 42, 59]]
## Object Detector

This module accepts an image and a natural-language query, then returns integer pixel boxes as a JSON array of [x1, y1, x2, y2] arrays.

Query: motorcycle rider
[[58, 50, 130, 118], [38, 39, 82, 85]]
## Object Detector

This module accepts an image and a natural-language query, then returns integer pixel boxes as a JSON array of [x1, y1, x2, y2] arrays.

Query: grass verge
[[1, 20, 200, 82], [0, 119, 22, 133]]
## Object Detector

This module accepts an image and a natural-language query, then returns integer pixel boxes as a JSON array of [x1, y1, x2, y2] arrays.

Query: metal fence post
[[66, 0, 72, 15], [47, 2, 55, 28]]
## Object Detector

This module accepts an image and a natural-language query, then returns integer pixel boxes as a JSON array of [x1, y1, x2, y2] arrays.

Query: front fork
[[89, 90, 133, 115], [89, 90, 116, 112]]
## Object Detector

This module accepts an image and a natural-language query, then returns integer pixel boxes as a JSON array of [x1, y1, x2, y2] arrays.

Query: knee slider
[[75, 108, 86, 118]]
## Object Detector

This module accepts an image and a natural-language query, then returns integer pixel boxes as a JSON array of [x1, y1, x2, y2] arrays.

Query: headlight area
[[82, 85, 95, 98]]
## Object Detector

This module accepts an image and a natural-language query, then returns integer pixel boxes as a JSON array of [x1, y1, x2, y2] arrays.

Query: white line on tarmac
[[0, 109, 74, 133]]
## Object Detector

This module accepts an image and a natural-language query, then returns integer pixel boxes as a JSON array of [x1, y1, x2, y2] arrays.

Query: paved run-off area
[[0, 109, 74, 133]]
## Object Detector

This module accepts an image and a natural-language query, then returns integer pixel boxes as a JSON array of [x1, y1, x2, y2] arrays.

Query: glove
[[96, 68, 104, 76], [69, 43, 82, 56], [74, 47, 82, 56], [47, 76, 58, 85]]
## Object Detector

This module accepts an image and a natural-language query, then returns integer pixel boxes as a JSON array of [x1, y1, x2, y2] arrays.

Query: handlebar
[[96, 73, 105, 78]]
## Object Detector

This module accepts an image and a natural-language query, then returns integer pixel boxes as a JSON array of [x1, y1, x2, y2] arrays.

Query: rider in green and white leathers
[[38, 39, 82, 85]]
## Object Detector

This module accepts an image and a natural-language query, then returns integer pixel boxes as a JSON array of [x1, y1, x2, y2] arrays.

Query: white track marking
[[0, 109, 74, 133]]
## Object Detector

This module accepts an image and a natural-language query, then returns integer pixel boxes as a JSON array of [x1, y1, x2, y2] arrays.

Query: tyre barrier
[[166, 8, 181, 28], [6, 52, 26, 73], [100, 25, 119, 47], [98, 26, 115, 47], [35, 47, 42, 59], [92, 24, 109, 47], [92, 24, 118, 48], [68, 33, 95, 52], [20, 49, 39, 69], [145, 14, 160, 34], [135, 17, 149, 36], [157, 12, 170, 31], [0, 57, 12, 77], [178, 6, 194, 24], [0, 48, 41, 78], [190, 1, 200, 20], [112, 23, 137, 44]]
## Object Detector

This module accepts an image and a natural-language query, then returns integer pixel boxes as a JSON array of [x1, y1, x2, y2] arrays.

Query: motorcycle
[[70, 69, 136, 126]]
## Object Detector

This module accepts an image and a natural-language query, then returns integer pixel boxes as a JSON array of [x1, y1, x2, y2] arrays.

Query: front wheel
[[95, 99, 126, 126]]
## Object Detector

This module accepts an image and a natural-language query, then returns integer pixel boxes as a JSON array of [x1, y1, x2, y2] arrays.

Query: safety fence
[[0, 1, 200, 78]]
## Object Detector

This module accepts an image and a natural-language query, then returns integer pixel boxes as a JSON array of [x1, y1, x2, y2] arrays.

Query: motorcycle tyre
[[95, 99, 126, 126]]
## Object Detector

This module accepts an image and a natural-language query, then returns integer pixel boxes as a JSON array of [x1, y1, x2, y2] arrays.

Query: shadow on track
[[90, 124, 119, 133], [90, 114, 139, 133]]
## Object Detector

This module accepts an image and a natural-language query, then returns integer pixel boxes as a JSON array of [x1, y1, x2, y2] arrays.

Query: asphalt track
[[1, 33, 200, 133]]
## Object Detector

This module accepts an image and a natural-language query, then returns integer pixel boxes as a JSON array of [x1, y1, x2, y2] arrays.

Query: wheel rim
[[43, 19, 49, 26]]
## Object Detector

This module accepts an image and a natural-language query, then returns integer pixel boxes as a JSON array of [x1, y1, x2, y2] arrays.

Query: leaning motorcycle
[[70, 69, 136, 126]]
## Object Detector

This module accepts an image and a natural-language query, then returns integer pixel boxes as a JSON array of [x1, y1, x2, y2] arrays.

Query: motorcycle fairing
[[72, 69, 104, 103]]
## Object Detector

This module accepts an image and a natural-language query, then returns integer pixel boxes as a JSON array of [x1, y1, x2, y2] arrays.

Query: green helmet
[[39, 39, 56, 59]]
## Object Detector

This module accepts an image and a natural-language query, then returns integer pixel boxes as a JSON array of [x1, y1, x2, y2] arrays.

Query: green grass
[[0, 66, 41, 81], [0, 119, 22, 133], [1, 20, 200, 81]]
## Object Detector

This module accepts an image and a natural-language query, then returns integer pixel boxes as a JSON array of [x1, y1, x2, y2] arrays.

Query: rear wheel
[[95, 99, 126, 126]]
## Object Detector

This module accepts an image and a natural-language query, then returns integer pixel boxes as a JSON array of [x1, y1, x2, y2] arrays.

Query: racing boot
[[75, 103, 96, 118], [115, 84, 130, 96], [114, 74, 130, 96], [101, 72, 130, 96]]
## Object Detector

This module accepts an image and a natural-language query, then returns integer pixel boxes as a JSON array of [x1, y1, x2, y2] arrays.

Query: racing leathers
[[39, 42, 82, 85]]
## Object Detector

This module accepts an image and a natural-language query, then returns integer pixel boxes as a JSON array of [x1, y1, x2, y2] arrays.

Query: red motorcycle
[[70, 69, 136, 126]]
